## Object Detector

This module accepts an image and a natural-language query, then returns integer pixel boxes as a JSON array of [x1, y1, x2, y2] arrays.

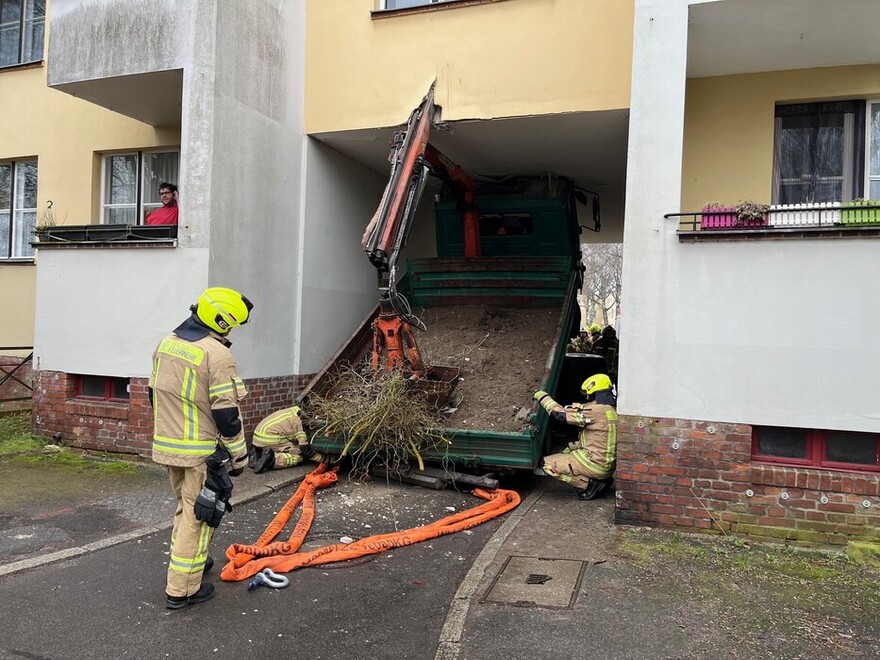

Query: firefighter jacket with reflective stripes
[[538, 395, 618, 478], [150, 332, 248, 467], [252, 407, 308, 448]]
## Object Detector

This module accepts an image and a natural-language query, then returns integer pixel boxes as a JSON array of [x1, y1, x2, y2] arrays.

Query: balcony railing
[[31, 224, 177, 248], [667, 202, 880, 241]]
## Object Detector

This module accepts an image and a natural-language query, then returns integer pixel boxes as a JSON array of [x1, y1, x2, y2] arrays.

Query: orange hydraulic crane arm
[[424, 143, 481, 258], [362, 85, 436, 276]]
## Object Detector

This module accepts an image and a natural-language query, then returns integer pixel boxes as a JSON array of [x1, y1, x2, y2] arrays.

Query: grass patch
[[10, 450, 139, 475], [0, 411, 45, 455], [0, 410, 138, 475]]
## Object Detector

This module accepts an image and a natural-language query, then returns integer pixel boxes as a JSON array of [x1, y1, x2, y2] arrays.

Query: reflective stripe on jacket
[[538, 396, 618, 478], [252, 407, 307, 448], [150, 332, 248, 467]]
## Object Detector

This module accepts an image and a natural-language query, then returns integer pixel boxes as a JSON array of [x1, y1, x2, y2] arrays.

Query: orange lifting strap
[[220, 464, 521, 582]]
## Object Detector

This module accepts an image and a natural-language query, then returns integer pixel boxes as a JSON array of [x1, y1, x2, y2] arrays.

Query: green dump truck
[[299, 87, 607, 472]]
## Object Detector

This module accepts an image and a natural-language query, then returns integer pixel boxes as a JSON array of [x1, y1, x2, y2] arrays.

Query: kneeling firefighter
[[533, 374, 618, 500], [150, 287, 253, 609], [252, 405, 327, 474]]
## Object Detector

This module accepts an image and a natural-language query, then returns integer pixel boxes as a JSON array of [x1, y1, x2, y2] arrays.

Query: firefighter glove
[[299, 443, 315, 459], [194, 487, 227, 528]]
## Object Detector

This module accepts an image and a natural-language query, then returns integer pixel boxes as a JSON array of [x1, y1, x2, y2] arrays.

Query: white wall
[[623, 0, 880, 433], [48, 0, 190, 81], [206, 0, 306, 378], [34, 248, 209, 377], [298, 139, 386, 374], [37, 0, 309, 381]]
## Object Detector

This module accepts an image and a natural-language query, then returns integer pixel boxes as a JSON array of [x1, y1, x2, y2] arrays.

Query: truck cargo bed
[[300, 256, 579, 470]]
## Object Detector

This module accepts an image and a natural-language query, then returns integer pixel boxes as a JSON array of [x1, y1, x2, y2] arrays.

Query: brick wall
[[615, 415, 880, 546], [32, 370, 315, 457]]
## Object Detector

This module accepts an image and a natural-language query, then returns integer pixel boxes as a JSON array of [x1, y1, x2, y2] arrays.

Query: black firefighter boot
[[253, 450, 275, 474], [578, 477, 614, 501], [165, 583, 215, 610]]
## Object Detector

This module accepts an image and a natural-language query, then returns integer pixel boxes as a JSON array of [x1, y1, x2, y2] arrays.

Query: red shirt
[[146, 205, 178, 225]]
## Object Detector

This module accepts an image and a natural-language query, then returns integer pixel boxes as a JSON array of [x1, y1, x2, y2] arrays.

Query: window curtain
[[772, 101, 865, 204]]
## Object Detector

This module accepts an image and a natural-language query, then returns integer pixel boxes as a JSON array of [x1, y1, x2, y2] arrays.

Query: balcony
[[32, 224, 177, 249], [669, 202, 880, 242]]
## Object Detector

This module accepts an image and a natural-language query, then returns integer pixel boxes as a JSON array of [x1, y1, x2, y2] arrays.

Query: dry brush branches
[[306, 363, 451, 477]]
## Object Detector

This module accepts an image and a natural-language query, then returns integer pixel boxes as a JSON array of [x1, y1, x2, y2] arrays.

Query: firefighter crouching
[[150, 286, 254, 609], [533, 374, 618, 501], [252, 405, 327, 473]]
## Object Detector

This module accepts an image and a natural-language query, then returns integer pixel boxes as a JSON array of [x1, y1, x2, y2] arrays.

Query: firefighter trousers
[[542, 451, 607, 490], [166, 463, 213, 597]]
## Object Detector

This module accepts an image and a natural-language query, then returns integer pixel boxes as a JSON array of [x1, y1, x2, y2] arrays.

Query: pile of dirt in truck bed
[[413, 304, 560, 432]]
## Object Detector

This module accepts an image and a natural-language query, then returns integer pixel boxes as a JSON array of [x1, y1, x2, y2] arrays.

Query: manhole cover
[[484, 556, 585, 609]]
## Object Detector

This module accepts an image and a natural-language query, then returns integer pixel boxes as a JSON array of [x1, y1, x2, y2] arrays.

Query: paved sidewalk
[[2, 457, 878, 659], [0, 458, 312, 577]]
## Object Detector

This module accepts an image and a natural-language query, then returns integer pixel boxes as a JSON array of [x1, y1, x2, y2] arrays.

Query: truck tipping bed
[[300, 256, 580, 470]]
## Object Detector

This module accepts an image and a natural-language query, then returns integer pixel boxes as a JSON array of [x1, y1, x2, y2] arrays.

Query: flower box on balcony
[[768, 203, 840, 227], [32, 223, 177, 245], [840, 200, 880, 226], [700, 205, 737, 229], [700, 205, 768, 230]]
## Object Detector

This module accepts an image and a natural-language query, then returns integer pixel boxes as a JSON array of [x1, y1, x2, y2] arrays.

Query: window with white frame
[[0, 159, 37, 260], [0, 0, 45, 67], [772, 101, 867, 205], [383, 0, 451, 9], [868, 101, 880, 200], [101, 150, 179, 225]]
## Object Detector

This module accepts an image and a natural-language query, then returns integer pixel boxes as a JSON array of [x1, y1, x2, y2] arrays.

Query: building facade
[[6, 0, 880, 545], [22, 0, 632, 451], [617, 0, 880, 546]]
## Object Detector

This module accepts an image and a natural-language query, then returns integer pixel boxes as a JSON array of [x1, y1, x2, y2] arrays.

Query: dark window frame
[[0, 0, 45, 68], [752, 426, 880, 474], [772, 100, 866, 205], [74, 375, 130, 403]]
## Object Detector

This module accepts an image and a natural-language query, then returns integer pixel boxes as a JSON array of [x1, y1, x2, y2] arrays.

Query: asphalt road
[[0, 476, 509, 660]]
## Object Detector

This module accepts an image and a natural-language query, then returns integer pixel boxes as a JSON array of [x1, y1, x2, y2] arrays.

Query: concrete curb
[[434, 479, 547, 660], [0, 469, 309, 579]]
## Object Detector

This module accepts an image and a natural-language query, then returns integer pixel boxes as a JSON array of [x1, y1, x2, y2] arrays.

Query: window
[[772, 101, 866, 205], [752, 426, 880, 473], [868, 101, 880, 200], [384, 0, 450, 8], [101, 150, 179, 225], [0, 158, 37, 260], [0, 0, 44, 67], [75, 375, 130, 402], [478, 212, 534, 236]]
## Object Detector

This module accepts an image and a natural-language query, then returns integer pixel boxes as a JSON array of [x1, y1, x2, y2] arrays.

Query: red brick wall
[[32, 370, 315, 457], [615, 415, 880, 546]]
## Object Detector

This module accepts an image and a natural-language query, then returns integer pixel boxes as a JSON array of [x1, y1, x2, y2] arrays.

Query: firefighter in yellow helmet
[[566, 326, 593, 354], [150, 286, 253, 609], [533, 373, 618, 500], [251, 405, 327, 473]]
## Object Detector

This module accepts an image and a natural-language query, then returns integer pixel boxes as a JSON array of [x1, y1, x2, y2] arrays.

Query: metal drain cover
[[485, 556, 585, 608]]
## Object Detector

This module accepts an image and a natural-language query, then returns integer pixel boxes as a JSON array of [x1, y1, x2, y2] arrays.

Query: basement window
[[752, 426, 880, 473], [75, 375, 130, 402]]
